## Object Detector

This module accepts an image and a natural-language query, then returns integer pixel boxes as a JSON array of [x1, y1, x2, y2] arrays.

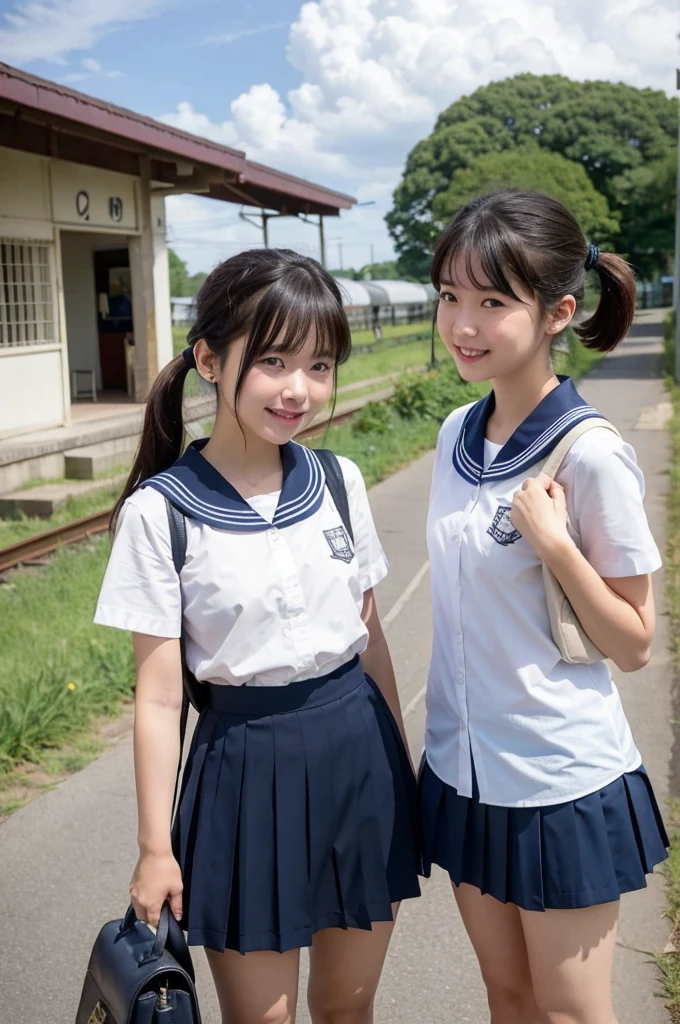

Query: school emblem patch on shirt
[[324, 525, 354, 564], [487, 504, 522, 547]]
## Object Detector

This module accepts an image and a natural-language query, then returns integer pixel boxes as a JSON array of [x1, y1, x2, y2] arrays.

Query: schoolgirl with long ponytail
[[98, 248, 421, 1024]]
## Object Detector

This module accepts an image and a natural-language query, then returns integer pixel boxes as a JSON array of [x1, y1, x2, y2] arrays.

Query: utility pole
[[318, 215, 326, 268], [369, 243, 374, 267], [337, 241, 343, 270]]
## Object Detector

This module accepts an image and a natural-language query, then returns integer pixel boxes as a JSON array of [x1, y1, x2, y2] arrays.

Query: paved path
[[0, 311, 674, 1023]]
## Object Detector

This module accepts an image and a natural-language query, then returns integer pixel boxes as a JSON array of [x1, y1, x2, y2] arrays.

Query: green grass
[[659, 799, 680, 1018], [0, 537, 135, 800], [309, 406, 442, 490], [656, 311, 680, 1018], [338, 338, 434, 387], [349, 320, 431, 347], [0, 484, 122, 548]]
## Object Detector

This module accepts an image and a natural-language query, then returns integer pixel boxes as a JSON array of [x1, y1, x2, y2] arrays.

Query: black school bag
[[76, 902, 201, 1024]]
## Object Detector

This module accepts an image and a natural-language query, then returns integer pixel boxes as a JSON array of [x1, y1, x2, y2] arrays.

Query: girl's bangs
[[246, 277, 352, 365], [432, 217, 538, 304]]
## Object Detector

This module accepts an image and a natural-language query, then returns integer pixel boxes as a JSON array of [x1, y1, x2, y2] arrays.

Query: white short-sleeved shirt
[[425, 377, 662, 808], [94, 440, 388, 687]]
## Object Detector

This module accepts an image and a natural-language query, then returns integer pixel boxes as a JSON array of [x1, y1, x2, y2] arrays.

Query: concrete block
[[0, 476, 123, 519], [64, 438, 138, 480]]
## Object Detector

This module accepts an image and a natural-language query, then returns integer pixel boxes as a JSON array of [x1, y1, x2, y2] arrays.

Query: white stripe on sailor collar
[[142, 439, 326, 531], [452, 377, 603, 485]]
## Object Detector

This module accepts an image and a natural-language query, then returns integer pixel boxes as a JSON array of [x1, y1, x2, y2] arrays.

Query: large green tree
[[168, 248, 191, 296], [387, 74, 677, 279], [433, 145, 620, 242]]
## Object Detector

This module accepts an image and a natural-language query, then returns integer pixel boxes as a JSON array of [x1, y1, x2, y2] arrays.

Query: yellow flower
[[67, 681, 76, 691]]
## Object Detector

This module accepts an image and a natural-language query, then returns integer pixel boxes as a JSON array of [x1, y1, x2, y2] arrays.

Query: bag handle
[[537, 417, 620, 480], [118, 902, 196, 981]]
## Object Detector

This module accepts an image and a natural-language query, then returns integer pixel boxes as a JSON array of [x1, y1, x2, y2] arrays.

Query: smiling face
[[436, 257, 574, 385], [206, 330, 336, 445]]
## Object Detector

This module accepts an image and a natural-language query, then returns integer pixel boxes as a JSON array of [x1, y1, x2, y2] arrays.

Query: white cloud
[[203, 23, 288, 46], [160, 101, 240, 147], [59, 55, 123, 83], [162, 0, 678, 273], [0, 0, 169, 64]]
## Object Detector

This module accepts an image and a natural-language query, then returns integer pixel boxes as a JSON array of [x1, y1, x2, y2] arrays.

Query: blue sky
[[0, 0, 674, 275]]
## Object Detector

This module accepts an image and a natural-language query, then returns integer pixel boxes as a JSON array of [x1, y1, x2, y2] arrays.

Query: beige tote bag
[[532, 417, 621, 665]]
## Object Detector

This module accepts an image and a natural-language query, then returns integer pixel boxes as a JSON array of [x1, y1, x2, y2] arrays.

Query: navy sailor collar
[[143, 438, 325, 531], [452, 376, 602, 485]]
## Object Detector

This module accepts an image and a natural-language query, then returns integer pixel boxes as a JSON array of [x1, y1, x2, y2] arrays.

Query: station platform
[[0, 391, 216, 496]]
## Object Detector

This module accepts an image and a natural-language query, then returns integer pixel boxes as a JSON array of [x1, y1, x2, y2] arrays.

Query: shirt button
[[460, 719, 467, 731], [456, 671, 464, 683], [269, 528, 279, 541]]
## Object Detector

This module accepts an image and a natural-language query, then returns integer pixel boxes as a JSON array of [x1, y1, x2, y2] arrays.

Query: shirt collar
[[452, 376, 601, 484], [143, 439, 325, 531]]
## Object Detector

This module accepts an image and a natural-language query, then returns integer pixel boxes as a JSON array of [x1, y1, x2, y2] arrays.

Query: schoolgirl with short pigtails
[[421, 189, 667, 1023], [97, 247, 421, 1024]]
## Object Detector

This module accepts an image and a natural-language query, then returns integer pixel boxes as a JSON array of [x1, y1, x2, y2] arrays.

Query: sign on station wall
[[51, 161, 138, 231]]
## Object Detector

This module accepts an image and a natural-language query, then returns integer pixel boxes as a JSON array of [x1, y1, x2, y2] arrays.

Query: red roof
[[0, 62, 355, 217]]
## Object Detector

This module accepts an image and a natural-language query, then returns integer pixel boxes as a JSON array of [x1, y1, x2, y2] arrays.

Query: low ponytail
[[110, 351, 192, 532], [573, 251, 637, 354]]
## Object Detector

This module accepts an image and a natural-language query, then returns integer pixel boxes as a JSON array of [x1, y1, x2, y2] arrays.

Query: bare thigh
[[520, 902, 620, 1024], [205, 946, 300, 1024], [453, 883, 541, 1023], [306, 904, 399, 1024]]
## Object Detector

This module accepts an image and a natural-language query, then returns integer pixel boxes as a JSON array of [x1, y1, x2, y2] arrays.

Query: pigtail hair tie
[[181, 346, 197, 370], [584, 244, 599, 271]]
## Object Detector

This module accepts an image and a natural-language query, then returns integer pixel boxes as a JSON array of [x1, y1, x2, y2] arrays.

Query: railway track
[[0, 386, 395, 574], [0, 509, 112, 573]]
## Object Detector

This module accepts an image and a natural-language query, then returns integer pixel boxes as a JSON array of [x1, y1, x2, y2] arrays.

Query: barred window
[[0, 239, 55, 348]]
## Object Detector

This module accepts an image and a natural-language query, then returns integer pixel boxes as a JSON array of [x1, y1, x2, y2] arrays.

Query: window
[[0, 239, 55, 348]]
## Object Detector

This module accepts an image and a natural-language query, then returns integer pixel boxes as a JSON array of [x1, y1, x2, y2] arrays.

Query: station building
[[0, 62, 354, 441]]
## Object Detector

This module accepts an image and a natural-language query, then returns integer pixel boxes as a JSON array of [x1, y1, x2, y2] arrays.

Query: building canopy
[[0, 62, 355, 218]]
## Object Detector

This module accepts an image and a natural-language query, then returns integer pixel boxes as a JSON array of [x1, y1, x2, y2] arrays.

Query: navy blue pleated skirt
[[419, 758, 668, 911], [172, 656, 421, 954]]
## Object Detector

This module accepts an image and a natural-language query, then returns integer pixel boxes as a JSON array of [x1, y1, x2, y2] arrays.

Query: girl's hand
[[129, 851, 183, 926], [510, 473, 574, 561]]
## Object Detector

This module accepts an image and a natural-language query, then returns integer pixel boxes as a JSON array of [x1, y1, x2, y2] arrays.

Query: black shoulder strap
[[164, 497, 190, 821], [315, 448, 354, 544]]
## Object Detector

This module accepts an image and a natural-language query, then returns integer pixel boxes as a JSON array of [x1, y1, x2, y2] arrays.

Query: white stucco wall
[[0, 147, 180, 436], [0, 347, 65, 436]]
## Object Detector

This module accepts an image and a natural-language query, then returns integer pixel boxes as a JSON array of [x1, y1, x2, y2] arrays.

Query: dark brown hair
[[112, 248, 351, 530], [431, 189, 636, 354]]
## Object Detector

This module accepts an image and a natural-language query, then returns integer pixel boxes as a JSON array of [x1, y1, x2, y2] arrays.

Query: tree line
[[386, 73, 677, 282]]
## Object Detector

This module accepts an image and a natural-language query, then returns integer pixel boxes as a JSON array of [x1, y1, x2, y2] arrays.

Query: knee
[[484, 975, 537, 1022], [308, 993, 374, 1024], [533, 1001, 616, 1024]]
